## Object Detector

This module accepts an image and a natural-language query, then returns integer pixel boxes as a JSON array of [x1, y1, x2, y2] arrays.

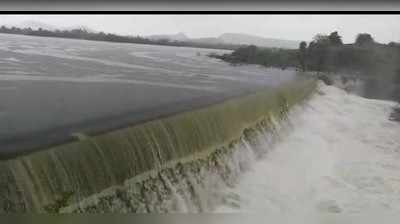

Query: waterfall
[[0, 79, 316, 213], [214, 82, 400, 219], [58, 111, 293, 213]]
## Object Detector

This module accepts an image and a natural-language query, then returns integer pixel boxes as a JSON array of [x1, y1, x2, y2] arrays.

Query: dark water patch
[[390, 106, 400, 122]]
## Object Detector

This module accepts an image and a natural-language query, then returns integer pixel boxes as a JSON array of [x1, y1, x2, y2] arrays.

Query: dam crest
[[0, 79, 316, 213]]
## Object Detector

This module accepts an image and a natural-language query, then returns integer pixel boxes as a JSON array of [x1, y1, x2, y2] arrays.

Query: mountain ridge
[[146, 32, 301, 49], [3, 20, 301, 49]]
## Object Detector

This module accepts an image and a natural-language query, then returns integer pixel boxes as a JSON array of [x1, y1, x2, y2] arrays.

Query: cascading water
[[1, 79, 316, 213], [212, 82, 400, 218], [59, 109, 287, 213], [67, 81, 398, 216]]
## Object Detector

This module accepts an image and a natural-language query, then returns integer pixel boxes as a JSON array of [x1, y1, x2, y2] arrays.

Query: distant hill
[[148, 32, 301, 49], [1, 22, 300, 50], [18, 20, 58, 31], [191, 37, 222, 45], [16, 21, 96, 33], [217, 33, 301, 49], [7, 21, 301, 49], [64, 25, 96, 33], [147, 32, 190, 42], [147, 33, 300, 49]]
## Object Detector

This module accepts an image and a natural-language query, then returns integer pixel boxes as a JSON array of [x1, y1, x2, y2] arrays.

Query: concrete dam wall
[[0, 79, 316, 213]]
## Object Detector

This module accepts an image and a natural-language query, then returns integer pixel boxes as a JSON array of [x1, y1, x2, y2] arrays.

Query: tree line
[[209, 45, 299, 69], [297, 32, 399, 75], [213, 31, 399, 75], [0, 26, 240, 50], [298, 32, 400, 102], [211, 31, 400, 102]]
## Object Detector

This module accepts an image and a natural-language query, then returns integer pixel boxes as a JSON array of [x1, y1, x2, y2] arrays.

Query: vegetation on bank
[[391, 106, 400, 121], [212, 32, 400, 74], [392, 68, 400, 120], [211, 31, 400, 101], [0, 26, 241, 50], [209, 45, 299, 69]]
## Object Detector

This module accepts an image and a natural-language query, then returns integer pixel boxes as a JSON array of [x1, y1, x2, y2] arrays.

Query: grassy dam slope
[[0, 79, 316, 213]]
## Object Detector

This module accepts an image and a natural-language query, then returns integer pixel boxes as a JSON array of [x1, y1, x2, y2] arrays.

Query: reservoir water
[[0, 33, 298, 154]]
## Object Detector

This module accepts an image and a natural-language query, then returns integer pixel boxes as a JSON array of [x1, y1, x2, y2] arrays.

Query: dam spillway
[[0, 33, 316, 213], [0, 79, 316, 213]]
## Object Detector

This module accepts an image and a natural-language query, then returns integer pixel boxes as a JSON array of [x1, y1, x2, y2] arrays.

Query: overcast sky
[[1, 15, 399, 43]]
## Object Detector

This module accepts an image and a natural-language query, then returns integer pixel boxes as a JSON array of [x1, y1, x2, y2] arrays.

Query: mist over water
[[214, 83, 400, 217]]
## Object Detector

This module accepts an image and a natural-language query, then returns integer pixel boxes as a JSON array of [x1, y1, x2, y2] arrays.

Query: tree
[[313, 34, 330, 46], [298, 41, 307, 71], [231, 45, 258, 63], [308, 34, 331, 72], [392, 68, 400, 103], [355, 33, 374, 46], [388, 42, 400, 48], [395, 68, 400, 84], [328, 31, 343, 46]]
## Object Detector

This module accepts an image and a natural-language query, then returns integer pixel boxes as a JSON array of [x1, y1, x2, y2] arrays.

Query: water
[[0, 33, 299, 154], [3, 33, 399, 218], [213, 83, 400, 217]]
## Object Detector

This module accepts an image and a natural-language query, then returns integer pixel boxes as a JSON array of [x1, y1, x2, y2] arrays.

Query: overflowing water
[[213, 83, 400, 217]]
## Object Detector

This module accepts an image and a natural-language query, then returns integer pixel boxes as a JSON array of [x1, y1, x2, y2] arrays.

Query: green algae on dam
[[0, 79, 316, 213]]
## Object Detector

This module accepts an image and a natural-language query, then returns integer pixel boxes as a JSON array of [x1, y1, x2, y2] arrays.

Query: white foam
[[214, 82, 400, 218]]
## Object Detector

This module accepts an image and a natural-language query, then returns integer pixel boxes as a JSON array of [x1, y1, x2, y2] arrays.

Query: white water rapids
[[213, 82, 400, 218]]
